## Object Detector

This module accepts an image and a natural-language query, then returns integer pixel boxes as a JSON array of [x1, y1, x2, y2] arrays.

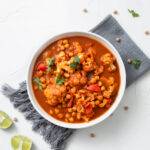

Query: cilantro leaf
[[131, 58, 141, 69], [128, 9, 140, 17], [55, 74, 65, 85], [70, 56, 80, 69], [47, 57, 55, 72], [33, 77, 42, 90]]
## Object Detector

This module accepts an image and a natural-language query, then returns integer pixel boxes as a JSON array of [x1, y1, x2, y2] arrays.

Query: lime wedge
[[0, 111, 13, 129], [11, 135, 32, 150]]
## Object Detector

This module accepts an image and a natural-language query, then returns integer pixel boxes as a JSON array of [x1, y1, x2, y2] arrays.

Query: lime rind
[[11, 135, 32, 150], [0, 111, 13, 129]]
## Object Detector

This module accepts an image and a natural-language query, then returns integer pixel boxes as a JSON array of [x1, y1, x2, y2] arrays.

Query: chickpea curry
[[32, 36, 120, 123]]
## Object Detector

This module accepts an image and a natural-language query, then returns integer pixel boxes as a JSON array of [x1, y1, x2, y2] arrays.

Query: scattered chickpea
[[124, 106, 129, 111], [83, 8, 88, 13], [145, 30, 150, 35], [90, 133, 96, 138], [113, 10, 118, 15], [13, 117, 18, 122], [116, 37, 121, 43], [54, 108, 60, 114]]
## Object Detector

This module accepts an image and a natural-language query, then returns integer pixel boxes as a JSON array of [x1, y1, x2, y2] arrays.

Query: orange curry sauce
[[32, 36, 120, 123]]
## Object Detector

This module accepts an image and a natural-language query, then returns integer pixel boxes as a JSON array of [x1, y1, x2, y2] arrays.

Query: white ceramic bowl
[[27, 31, 126, 129]]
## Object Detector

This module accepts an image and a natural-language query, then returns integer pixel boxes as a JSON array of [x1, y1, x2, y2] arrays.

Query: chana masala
[[32, 36, 120, 123]]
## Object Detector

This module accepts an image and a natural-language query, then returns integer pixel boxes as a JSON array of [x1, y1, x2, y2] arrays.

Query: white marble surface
[[0, 0, 150, 150]]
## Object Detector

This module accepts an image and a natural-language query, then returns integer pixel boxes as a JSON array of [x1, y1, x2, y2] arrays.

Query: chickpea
[[40, 77, 46, 83], [64, 44, 69, 48], [57, 105, 62, 109], [62, 39, 68, 44], [66, 94, 71, 100], [49, 109, 53, 115], [36, 70, 43, 77], [57, 113, 64, 119], [72, 112, 76, 117], [95, 100, 100, 105], [73, 78, 80, 85], [101, 86, 106, 91], [68, 108, 72, 113], [68, 52, 74, 57], [103, 91, 111, 98], [64, 73, 70, 78], [77, 113, 81, 120], [42, 84, 46, 89], [60, 46, 65, 51], [99, 99, 107, 108], [70, 87, 76, 94], [82, 116, 89, 122], [65, 118, 68, 122], [65, 113, 70, 118], [33, 85, 38, 90], [72, 106, 77, 111], [69, 117, 74, 122], [80, 77, 87, 84], [98, 81, 102, 86], [54, 108, 60, 114], [97, 95, 103, 101]]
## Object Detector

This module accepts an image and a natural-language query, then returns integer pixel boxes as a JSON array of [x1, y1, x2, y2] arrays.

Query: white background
[[0, 0, 150, 150]]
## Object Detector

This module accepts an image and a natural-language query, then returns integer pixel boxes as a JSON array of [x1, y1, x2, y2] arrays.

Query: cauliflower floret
[[100, 53, 114, 65]]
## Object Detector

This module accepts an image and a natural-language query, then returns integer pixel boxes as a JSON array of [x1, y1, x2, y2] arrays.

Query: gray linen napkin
[[1, 15, 150, 150]]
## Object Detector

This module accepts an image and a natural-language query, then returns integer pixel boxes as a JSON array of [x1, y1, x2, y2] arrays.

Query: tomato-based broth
[[32, 36, 120, 123]]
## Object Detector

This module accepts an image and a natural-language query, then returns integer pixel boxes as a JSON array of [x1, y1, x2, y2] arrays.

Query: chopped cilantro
[[128, 9, 140, 17], [33, 77, 42, 90], [47, 57, 55, 72], [70, 56, 80, 69], [55, 74, 65, 85], [131, 58, 141, 69]]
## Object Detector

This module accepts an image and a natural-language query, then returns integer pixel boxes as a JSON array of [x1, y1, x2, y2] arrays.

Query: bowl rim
[[27, 31, 126, 129]]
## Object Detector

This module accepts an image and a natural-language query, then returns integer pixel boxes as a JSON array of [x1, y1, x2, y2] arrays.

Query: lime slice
[[0, 111, 13, 129], [11, 135, 32, 150]]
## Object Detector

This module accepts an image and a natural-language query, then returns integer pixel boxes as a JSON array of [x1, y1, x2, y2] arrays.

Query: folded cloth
[[1, 15, 150, 150], [90, 15, 150, 86]]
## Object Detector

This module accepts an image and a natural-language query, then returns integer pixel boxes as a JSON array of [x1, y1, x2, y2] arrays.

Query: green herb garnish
[[55, 74, 65, 85], [47, 57, 55, 72], [70, 56, 80, 69], [131, 58, 141, 69], [128, 9, 140, 17], [33, 77, 42, 90]]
